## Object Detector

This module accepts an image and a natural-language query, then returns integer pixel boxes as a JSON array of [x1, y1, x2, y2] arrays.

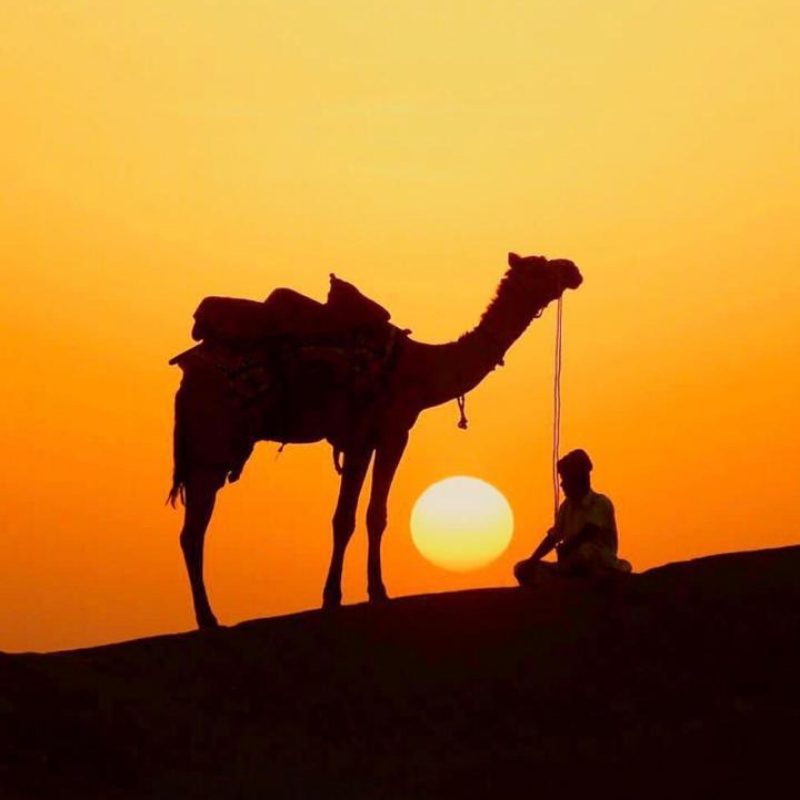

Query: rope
[[552, 295, 563, 522]]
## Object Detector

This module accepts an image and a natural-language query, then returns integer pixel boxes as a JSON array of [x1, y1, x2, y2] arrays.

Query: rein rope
[[455, 290, 565, 523], [552, 295, 563, 521]]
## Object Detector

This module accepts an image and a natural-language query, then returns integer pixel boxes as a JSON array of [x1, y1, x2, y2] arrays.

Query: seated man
[[514, 449, 631, 585]]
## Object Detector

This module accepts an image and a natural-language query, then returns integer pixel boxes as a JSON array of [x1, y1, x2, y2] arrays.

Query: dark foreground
[[2, 546, 799, 799]]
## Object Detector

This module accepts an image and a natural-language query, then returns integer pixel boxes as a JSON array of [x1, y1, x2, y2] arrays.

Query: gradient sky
[[2, 1, 798, 652]]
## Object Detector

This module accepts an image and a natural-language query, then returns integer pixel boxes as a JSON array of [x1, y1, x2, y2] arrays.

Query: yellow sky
[[1, 1, 798, 652]]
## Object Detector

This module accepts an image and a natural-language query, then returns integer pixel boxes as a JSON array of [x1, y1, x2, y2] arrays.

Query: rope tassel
[[457, 394, 468, 429]]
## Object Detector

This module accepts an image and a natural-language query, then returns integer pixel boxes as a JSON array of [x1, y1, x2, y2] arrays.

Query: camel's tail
[[167, 480, 185, 509], [167, 387, 189, 508]]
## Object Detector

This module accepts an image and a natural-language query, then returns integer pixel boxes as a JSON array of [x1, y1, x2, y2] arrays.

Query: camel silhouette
[[169, 252, 582, 628]]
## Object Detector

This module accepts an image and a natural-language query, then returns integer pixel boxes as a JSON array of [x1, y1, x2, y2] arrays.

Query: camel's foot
[[322, 588, 342, 610], [368, 586, 390, 604], [197, 612, 219, 630]]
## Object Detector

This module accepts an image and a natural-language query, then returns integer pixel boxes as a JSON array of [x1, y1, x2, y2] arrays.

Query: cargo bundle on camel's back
[[188, 274, 392, 344]]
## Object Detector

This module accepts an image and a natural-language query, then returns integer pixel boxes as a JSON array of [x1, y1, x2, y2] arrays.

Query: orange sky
[[1, 1, 798, 652]]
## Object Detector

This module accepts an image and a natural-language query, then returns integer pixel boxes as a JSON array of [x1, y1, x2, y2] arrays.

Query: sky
[[1, 1, 798, 652]]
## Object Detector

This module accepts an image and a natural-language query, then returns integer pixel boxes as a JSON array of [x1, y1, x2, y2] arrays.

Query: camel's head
[[507, 252, 583, 294]]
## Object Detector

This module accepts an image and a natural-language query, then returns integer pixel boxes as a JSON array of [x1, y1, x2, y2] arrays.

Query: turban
[[557, 449, 593, 477]]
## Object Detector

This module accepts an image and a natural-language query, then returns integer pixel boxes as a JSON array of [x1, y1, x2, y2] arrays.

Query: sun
[[410, 476, 514, 572]]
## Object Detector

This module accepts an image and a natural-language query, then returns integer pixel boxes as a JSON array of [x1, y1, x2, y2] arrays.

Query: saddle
[[169, 276, 406, 473]]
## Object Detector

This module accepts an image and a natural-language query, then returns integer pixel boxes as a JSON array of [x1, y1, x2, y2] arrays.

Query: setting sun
[[410, 477, 514, 572]]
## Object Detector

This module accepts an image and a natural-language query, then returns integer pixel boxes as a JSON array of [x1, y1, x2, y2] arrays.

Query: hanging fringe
[[457, 394, 468, 430]]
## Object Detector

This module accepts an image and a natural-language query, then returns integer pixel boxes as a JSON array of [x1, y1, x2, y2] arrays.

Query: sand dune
[[2, 546, 798, 799]]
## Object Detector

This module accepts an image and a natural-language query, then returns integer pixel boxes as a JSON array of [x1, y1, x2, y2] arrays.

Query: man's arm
[[514, 529, 558, 584], [528, 529, 559, 562], [528, 501, 567, 562]]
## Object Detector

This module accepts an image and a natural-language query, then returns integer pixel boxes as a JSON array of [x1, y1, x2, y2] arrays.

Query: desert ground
[[2, 546, 798, 799]]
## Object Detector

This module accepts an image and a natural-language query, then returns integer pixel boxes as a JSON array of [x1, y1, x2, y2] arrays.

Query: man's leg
[[562, 543, 633, 586], [514, 559, 559, 587]]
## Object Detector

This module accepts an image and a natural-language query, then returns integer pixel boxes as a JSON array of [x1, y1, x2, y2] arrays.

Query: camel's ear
[[508, 252, 521, 267]]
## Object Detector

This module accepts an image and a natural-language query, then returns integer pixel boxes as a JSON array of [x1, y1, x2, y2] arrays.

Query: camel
[[169, 252, 582, 628]]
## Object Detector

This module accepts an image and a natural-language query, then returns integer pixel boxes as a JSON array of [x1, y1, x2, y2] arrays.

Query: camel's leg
[[366, 431, 409, 603], [323, 448, 373, 609], [180, 469, 226, 629]]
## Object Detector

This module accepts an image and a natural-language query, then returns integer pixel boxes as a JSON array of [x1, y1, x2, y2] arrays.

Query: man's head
[[557, 449, 593, 501]]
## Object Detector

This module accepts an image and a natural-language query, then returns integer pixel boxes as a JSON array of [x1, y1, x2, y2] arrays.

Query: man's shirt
[[549, 489, 618, 555]]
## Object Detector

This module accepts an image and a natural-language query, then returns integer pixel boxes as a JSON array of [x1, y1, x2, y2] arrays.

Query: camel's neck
[[418, 272, 557, 409]]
